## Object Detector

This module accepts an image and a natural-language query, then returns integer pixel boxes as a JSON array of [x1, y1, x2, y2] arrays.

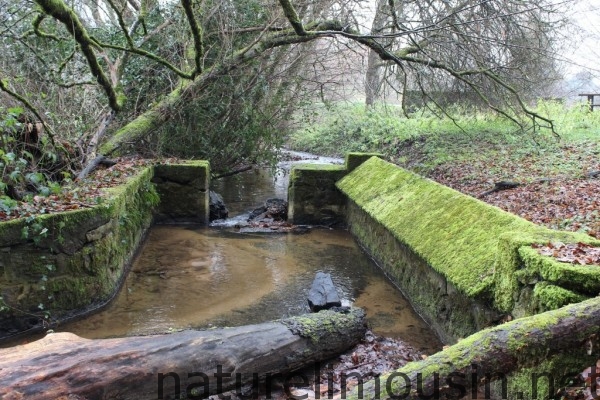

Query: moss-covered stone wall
[[0, 161, 210, 337], [153, 161, 210, 224], [287, 153, 381, 225], [336, 157, 599, 332], [0, 169, 158, 332], [345, 200, 502, 343], [334, 156, 600, 398]]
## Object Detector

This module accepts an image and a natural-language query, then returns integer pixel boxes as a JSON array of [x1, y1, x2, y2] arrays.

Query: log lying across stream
[[0, 308, 366, 400]]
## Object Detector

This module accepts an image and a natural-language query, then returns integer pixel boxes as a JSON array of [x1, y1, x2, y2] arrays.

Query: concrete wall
[[0, 162, 210, 338], [153, 161, 210, 224], [287, 153, 381, 225], [288, 154, 600, 398]]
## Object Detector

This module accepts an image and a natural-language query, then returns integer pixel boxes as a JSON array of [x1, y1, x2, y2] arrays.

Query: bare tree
[[362, 0, 569, 115], [0, 0, 575, 179]]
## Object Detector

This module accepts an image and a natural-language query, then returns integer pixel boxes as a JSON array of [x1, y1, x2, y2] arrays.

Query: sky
[[561, 0, 600, 94]]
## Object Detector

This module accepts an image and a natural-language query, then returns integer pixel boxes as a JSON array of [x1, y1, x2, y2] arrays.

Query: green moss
[[532, 282, 586, 311], [495, 232, 598, 312], [101, 114, 155, 153], [520, 246, 600, 294], [0, 218, 34, 246], [281, 308, 365, 343], [504, 353, 595, 400], [336, 157, 600, 313], [346, 297, 600, 400], [46, 275, 95, 310], [291, 163, 346, 173], [337, 157, 530, 298], [0, 166, 157, 318], [99, 86, 185, 154], [345, 199, 497, 341]]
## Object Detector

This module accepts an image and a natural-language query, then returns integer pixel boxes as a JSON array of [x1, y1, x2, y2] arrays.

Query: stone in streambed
[[307, 272, 341, 312]]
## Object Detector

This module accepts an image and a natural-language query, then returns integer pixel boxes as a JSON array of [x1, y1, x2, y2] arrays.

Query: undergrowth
[[289, 100, 600, 236], [287, 100, 600, 175]]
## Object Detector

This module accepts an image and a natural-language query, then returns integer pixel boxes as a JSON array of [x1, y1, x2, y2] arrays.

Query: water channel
[[60, 153, 442, 354]]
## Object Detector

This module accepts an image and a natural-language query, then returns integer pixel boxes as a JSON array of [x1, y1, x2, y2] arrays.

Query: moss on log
[[0, 308, 366, 400], [346, 296, 600, 399]]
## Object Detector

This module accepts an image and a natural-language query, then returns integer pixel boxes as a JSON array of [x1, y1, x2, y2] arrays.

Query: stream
[[59, 152, 442, 354]]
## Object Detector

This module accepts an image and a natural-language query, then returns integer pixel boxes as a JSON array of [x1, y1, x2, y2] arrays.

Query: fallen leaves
[[0, 156, 155, 222], [425, 139, 600, 265], [532, 242, 600, 266], [287, 330, 424, 399], [558, 359, 600, 400], [426, 137, 600, 235], [331, 330, 423, 380], [204, 330, 424, 400]]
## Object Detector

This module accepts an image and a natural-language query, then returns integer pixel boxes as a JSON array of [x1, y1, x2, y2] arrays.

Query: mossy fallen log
[[346, 296, 600, 400], [0, 308, 366, 400]]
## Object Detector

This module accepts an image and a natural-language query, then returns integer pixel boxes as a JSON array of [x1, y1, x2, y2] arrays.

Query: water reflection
[[61, 226, 442, 353], [60, 154, 442, 354]]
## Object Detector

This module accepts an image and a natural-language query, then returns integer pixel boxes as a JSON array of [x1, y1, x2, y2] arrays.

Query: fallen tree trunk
[[348, 297, 600, 400], [75, 155, 117, 181], [0, 308, 366, 400]]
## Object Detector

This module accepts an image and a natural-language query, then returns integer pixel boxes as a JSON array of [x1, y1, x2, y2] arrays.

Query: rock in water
[[248, 198, 288, 222], [264, 198, 288, 220], [308, 272, 342, 312], [209, 190, 229, 221]]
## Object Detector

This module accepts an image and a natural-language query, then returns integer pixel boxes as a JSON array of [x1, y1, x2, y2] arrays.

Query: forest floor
[[0, 157, 156, 221], [394, 133, 600, 267], [395, 135, 600, 240], [288, 103, 600, 243]]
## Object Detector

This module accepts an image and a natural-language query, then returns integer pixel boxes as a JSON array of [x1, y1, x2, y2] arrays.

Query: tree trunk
[[365, 0, 392, 108], [97, 22, 352, 158], [365, 49, 381, 108], [0, 308, 366, 400], [347, 296, 600, 400], [75, 155, 117, 181]]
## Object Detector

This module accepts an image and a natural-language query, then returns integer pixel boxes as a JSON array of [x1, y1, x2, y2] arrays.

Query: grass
[[288, 100, 600, 237], [288, 100, 600, 177]]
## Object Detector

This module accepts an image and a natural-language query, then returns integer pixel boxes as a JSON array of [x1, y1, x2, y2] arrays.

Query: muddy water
[[60, 155, 442, 354]]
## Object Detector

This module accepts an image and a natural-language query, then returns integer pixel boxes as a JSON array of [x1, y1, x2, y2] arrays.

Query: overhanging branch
[[99, 21, 350, 155], [33, 0, 125, 112], [181, 0, 205, 77]]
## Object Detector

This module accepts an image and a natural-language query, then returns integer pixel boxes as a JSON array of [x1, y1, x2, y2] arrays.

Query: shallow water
[[60, 155, 442, 354], [61, 226, 441, 353]]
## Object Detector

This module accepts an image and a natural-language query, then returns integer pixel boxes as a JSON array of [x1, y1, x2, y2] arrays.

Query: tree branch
[[0, 76, 56, 147], [181, 0, 205, 77], [278, 0, 307, 35], [31, 13, 63, 41], [99, 21, 350, 155], [33, 0, 125, 112], [98, 42, 193, 80]]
